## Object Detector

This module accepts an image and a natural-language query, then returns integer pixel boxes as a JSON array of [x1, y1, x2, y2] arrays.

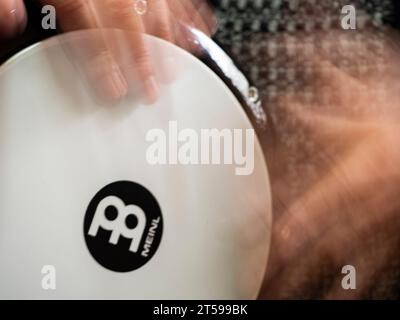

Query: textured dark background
[[211, 0, 397, 95]]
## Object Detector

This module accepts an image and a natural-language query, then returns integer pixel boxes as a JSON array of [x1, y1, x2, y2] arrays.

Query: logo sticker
[[84, 181, 163, 272]]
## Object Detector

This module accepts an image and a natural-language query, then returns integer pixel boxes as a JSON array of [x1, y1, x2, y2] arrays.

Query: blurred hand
[[0, 0, 215, 103], [0, 0, 27, 38], [259, 29, 400, 299]]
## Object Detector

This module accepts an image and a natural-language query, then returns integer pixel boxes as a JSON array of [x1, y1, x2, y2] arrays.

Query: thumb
[[0, 0, 27, 39]]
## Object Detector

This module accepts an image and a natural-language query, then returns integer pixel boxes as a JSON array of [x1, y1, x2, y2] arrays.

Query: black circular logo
[[84, 181, 163, 272]]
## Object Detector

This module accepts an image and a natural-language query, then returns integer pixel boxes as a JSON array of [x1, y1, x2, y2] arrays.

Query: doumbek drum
[[0, 29, 272, 299]]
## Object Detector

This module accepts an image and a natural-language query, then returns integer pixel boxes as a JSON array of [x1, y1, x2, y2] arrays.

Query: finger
[[42, 0, 128, 103], [145, 0, 178, 83], [167, 0, 206, 54], [188, 0, 217, 36], [146, 0, 174, 42], [170, 0, 215, 36], [94, 0, 158, 104], [0, 0, 27, 39]]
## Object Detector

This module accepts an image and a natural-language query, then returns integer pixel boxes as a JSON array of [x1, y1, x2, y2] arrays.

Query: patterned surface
[[211, 0, 394, 196], [211, 0, 400, 299], [212, 0, 394, 97]]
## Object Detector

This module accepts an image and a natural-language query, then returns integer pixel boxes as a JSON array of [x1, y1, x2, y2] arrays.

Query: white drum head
[[0, 31, 272, 299]]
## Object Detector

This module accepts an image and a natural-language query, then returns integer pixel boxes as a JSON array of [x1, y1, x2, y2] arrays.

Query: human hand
[[0, 0, 215, 103]]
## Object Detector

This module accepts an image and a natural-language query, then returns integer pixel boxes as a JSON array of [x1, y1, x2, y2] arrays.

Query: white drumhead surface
[[0, 31, 271, 299]]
